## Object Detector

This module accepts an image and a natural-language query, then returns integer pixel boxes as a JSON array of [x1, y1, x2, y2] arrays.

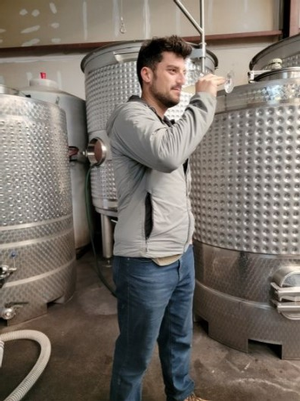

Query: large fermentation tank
[[81, 41, 217, 258], [0, 92, 76, 325], [21, 78, 91, 252], [250, 33, 300, 71], [191, 33, 300, 359]]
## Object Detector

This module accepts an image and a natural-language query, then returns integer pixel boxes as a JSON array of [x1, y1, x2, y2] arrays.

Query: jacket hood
[[106, 95, 173, 135], [106, 102, 126, 135], [106, 95, 166, 135], [106, 95, 148, 135]]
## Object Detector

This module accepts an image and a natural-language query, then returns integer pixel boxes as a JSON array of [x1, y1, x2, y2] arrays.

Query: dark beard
[[154, 91, 179, 108], [151, 71, 180, 108]]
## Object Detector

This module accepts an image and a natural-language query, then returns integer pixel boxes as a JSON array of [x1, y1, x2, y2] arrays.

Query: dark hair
[[136, 35, 192, 87]]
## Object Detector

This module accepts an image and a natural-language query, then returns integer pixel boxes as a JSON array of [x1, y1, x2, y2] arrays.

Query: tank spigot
[[0, 265, 17, 289], [82, 137, 107, 166], [0, 302, 28, 320]]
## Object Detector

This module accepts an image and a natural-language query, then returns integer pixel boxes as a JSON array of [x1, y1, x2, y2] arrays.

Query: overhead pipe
[[173, 0, 206, 72]]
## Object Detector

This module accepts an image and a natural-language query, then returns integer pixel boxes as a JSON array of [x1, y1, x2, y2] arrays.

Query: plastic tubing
[[0, 330, 51, 401]]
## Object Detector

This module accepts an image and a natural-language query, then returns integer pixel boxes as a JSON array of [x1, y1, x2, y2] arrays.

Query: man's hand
[[195, 73, 226, 97]]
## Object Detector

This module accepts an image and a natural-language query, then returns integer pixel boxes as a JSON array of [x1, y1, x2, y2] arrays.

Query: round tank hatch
[[29, 78, 59, 90], [254, 67, 300, 82], [249, 33, 300, 70], [0, 84, 23, 96]]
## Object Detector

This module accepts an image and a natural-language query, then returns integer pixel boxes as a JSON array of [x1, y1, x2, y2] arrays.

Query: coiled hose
[[0, 330, 51, 401]]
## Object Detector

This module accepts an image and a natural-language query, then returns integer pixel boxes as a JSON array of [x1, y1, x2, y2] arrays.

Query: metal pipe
[[173, 0, 203, 35], [199, 0, 206, 72], [173, 0, 206, 73], [101, 214, 113, 259]]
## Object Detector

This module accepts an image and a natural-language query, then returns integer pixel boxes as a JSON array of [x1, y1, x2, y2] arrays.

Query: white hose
[[0, 330, 51, 401]]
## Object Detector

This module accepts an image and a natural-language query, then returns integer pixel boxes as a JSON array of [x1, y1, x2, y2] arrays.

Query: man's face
[[148, 51, 187, 108]]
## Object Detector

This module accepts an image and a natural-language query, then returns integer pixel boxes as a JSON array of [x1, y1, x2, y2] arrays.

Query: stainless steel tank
[[81, 41, 218, 258], [250, 33, 300, 71], [0, 84, 22, 95], [0, 93, 76, 325], [192, 34, 300, 359], [20, 78, 91, 252]]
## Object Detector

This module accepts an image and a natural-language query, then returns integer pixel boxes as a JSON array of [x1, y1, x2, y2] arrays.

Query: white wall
[[0, 0, 282, 99], [0, 0, 280, 47], [0, 41, 277, 100], [0, 55, 86, 98]]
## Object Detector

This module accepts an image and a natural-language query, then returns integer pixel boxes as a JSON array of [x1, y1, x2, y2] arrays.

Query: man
[[106, 35, 225, 401]]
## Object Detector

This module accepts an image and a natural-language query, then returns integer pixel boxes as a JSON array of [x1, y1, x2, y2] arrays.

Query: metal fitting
[[82, 137, 107, 166], [0, 265, 17, 288], [0, 302, 28, 320]]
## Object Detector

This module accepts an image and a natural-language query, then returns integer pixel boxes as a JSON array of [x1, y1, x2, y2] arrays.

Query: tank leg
[[101, 214, 113, 259]]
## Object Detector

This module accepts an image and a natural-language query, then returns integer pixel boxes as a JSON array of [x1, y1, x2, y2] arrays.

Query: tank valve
[[271, 266, 300, 320], [266, 58, 283, 70], [0, 265, 17, 289], [81, 137, 107, 166], [0, 302, 28, 320]]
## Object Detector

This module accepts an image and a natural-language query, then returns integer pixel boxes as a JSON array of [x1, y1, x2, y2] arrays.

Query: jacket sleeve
[[112, 92, 217, 173]]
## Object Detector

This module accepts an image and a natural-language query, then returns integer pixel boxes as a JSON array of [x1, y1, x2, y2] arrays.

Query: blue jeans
[[110, 245, 195, 401]]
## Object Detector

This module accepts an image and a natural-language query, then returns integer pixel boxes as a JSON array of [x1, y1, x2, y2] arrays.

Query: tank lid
[[81, 40, 218, 72], [21, 78, 83, 100], [254, 66, 300, 82], [249, 33, 300, 70], [29, 78, 59, 89], [0, 84, 24, 96], [81, 40, 143, 72], [188, 43, 218, 69]]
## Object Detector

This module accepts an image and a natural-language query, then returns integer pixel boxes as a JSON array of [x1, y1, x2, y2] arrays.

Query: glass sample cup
[[224, 70, 235, 93], [182, 70, 235, 94]]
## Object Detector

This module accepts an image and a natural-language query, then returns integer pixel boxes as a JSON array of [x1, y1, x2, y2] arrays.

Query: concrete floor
[[1, 249, 300, 401]]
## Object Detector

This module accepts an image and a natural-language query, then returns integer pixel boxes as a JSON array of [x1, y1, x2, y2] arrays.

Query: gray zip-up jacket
[[106, 93, 216, 258]]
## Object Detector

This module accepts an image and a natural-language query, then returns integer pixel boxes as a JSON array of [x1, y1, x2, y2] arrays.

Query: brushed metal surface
[[254, 67, 300, 82], [250, 33, 300, 70], [191, 77, 300, 359], [193, 241, 300, 359], [0, 94, 76, 325], [21, 80, 91, 250], [191, 80, 300, 255]]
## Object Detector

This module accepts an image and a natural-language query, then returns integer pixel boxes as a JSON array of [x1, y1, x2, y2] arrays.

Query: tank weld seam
[[0, 214, 73, 232], [216, 97, 300, 114], [198, 282, 273, 310], [3, 257, 76, 287], [0, 227, 74, 250]]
